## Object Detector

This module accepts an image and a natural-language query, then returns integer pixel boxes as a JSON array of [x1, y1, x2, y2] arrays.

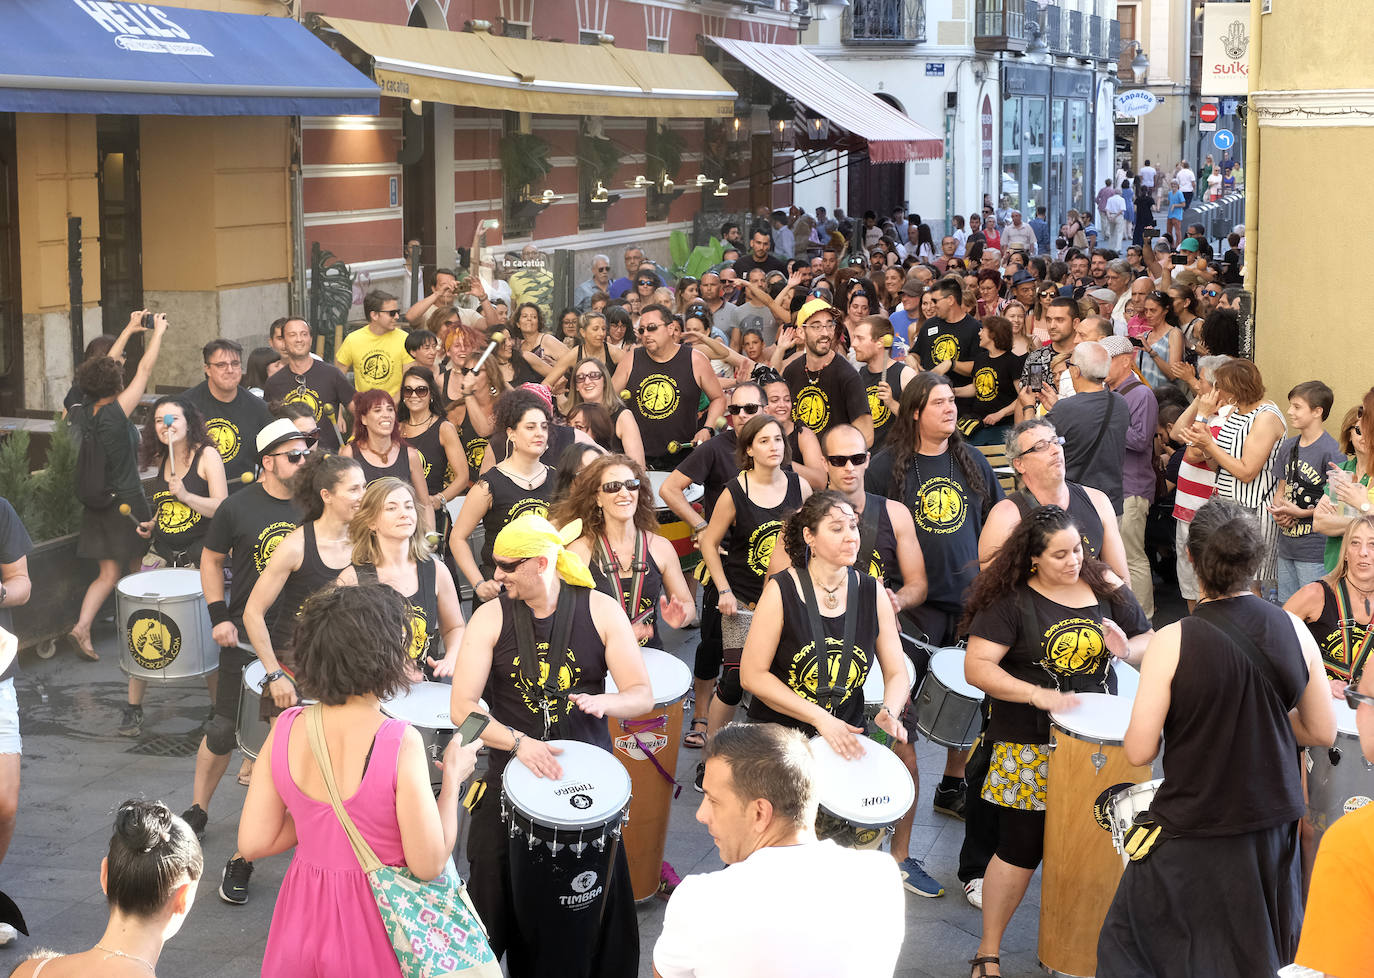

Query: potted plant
[[500, 131, 554, 230], [0, 417, 91, 656]]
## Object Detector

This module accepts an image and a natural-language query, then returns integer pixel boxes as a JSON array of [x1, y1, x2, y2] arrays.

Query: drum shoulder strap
[[858, 495, 882, 576], [512, 586, 581, 725], [1191, 602, 1290, 707], [796, 568, 860, 712]]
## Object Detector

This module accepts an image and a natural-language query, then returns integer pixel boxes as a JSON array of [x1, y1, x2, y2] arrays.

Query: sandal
[[682, 717, 708, 749], [237, 759, 254, 787], [68, 630, 99, 662], [968, 955, 1000, 978]]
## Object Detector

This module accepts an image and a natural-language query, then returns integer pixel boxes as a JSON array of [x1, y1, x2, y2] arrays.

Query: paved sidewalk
[[0, 617, 1048, 977]]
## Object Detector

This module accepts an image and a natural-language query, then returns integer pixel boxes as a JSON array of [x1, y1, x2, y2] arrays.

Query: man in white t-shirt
[[1176, 160, 1196, 207], [1139, 159, 1157, 190], [653, 724, 904, 978]]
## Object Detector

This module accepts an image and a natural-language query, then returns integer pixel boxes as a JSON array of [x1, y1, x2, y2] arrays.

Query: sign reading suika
[[1200, 3, 1250, 96], [72, 1, 212, 56]]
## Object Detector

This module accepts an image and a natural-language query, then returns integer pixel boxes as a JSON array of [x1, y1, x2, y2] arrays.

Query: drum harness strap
[[1333, 581, 1374, 683], [858, 494, 883, 582], [598, 530, 652, 628], [513, 586, 580, 739], [797, 567, 860, 714]]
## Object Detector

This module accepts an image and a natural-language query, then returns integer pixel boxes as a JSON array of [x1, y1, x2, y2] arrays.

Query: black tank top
[[356, 557, 440, 670], [478, 465, 556, 576], [351, 441, 412, 485], [746, 570, 878, 732], [1152, 595, 1308, 837], [785, 425, 804, 470], [1010, 481, 1105, 559], [1305, 580, 1374, 684], [150, 446, 211, 561], [458, 412, 488, 485], [270, 522, 347, 649], [625, 344, 700, 456], [720, 471, 803, 605], [403, 416, 448, 497], [858, 492, 901, 589], [589, 530, 665, 647], [486, 587, 610, 747], [863, 361, 907, 452]]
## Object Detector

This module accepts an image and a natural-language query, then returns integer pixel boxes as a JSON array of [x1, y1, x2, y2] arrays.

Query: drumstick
[[668, 418, 727, 454], [238, 471, 256, 485], [470, 331, 506, 374], [163, 414, 177, 481], [116, 503, 143, 527]]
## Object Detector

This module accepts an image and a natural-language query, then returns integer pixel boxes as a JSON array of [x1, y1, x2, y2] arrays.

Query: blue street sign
[[1213, 129, 1235, 151], [925, 63, 945, 76]]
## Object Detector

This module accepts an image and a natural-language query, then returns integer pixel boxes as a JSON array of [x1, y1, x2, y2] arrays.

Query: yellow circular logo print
[[636, 375, 680, 421], [255, 521, 296, 573], [867, 383, 890, 428], [794, 385, 830, 433], [914, 476, 967, 535], [408, 604, 430, 661], [360, 351, 394, 385], [506, 497, 549, 526], [511, 644, 580, 720], [284, 385, 322, 418], [931, 335, 958, 365], [466, 438, 488, 472], [789, 638, 866, 706], [127, 611, 182, 671], [154, 493, 197, 536], [417, 450, 433, 481], [746, 521, 782, 577], [975, 367, 998, 401], [206, 419, 241, 464], [1043, 618, 1105, 676]]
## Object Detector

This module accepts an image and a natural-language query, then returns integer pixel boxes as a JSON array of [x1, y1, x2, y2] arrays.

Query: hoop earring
[[506, 436, 514, 458]]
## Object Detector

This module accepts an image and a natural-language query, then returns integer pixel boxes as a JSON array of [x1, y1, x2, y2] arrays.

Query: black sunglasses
[[400, 385, 429, 398], [727, 403, 762, 416], [268, 448, 312, 463], [639, 323, 662, 334], [825, 452, 869, 468], [492, 556, 530, 573], [636, 279, 656, 286], [600, 478, 641, 494], [1344, 685, 1374, 710]]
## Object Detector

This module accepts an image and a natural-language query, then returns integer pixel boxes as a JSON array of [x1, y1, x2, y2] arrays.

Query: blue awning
[[0, 0, 379, 117]]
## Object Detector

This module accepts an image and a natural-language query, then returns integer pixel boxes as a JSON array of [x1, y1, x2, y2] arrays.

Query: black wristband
[[207, 601, 231, 627]]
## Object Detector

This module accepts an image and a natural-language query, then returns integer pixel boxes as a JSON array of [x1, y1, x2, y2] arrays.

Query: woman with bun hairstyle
[[11, 800, 203, 977], [1097, 498, 1337, 977]]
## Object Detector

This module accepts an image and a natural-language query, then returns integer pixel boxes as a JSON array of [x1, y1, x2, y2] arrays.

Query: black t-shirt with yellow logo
[[203, 482, 302, 627], [149, 445, 211, 561], [1305, 580, 1374, 685], [478, 465, 556, 579], [782, 353, 870, 441], [625, 344, 701, 457], [182, 382, 272, 492], [862, 362, 908, 452], [969, 584, 1150, 743], [968, 348, 1026, 419], [913, 314, 979, 373], [719, 472, 804, 606], [262, 361, 355, 452]]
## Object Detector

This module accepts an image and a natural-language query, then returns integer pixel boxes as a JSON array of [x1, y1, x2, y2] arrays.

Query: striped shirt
[[1174, 406, 1230, 522], [1215, 401, 1286, 507]]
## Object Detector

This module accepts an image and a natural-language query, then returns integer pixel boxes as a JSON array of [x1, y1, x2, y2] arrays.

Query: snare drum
[[648, 471, 704, 572], [913, 649, 985, 749], [605, 650, 693, 900], [237, 657, 319, 760], [381, 682, 487, 789], [502, 741, 631, 978], [862, 654, 916, 722], [116, 569, 217, 680], [809, 736, 916, 850], [1112, 659, 1141, 702], [1102, 778, 1164, 867], [1042, 693, 1151, 978], [1307, 697, 1374, 840]]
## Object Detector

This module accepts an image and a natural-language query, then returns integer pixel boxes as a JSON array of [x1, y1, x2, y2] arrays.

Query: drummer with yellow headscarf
[[450, 512, 650, 978]]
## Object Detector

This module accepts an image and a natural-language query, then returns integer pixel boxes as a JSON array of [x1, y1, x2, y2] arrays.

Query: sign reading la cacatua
[[1113, 90, 1160, 117]]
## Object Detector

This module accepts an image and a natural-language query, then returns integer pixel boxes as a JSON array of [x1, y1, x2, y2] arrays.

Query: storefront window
[[1001, 96, 1021, 210], [1024, 97, 1045, 215], [1050, 98, 1065, 225], [1069, 100, 1087, 213]]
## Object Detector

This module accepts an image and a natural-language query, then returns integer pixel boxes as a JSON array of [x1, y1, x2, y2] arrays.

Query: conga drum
[[1306, 695, 1374, 841], [809, 736, 915, 850], [912, 648, 985, 749], [604, 648, 692, 899], [647, 471, 704, 573], [502, 740, 631, 978], [116, 569, 217, 680], [1041, 692, 1151, 977]]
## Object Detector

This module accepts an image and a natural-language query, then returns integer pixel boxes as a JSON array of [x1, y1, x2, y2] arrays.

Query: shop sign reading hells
[[73, 1, 212, 56]]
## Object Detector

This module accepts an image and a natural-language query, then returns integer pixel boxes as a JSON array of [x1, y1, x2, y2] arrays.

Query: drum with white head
[[381, 681, 487, 786], [809, 736, 916, 850], [913, 647, 986, 749], [1306, 696, 1374, 841]]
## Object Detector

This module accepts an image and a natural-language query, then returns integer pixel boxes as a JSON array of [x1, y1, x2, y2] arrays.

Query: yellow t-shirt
[[335, 326, 412, 399], [1296, 801, 1374, 977]]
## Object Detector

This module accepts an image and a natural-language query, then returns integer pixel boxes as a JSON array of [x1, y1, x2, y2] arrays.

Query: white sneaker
[[964, 878, 983, 909], [0, 922, 18, 945]]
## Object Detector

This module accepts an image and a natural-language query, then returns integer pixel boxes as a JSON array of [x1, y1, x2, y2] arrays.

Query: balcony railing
[[1045, 3, 1067, 54], [1067, 9, 1084, 57], [974, 0, 1028, 53], [842, 0, 926, 44], [1109, 18, 1121, 60], [1089, 14, 1103, 60]]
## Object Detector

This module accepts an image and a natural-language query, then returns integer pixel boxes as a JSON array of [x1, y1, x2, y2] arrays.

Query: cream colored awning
[[320, 17, 736, 118]]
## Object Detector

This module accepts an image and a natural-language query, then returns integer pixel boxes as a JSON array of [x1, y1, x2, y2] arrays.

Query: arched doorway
[[847, 92, 907, 230]]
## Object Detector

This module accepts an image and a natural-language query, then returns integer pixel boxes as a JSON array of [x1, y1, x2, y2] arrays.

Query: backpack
[[74, 410, 114, 511]]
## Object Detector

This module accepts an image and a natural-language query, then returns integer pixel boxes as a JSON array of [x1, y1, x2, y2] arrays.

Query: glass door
[[98, 116, 143, 337]]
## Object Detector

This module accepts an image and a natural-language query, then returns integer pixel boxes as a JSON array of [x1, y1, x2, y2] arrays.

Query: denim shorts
[[0, 679, 21, 754]]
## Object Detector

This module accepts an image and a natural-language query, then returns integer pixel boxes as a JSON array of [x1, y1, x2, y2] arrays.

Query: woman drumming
[[961, 505, 1152, 978], [1286, 513, 1374, 697], [554, 453, 693, 647], [244, 452, 365, 722], [696, 413, 810, 744], [1098, 499, 1335, 976], [444, 337, 506, 486], [450, 387, 557, 606], [761, 374, 827, 490], [336, 478, 465, 679], [559, 356, 644, 464], [69, 312, 168, 664], [397, 364, 468, 534], [11, 801, 203, 978], [740, 490, 909, 753], [951, 315, 1024, 446], [136, 397, 227, 568]]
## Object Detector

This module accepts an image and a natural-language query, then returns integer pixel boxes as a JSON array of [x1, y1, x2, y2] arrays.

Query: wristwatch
[[1361, 502, 1370, 514], [264, 669, 285, 684]]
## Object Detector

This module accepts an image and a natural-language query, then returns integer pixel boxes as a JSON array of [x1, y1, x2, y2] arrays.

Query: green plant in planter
[[669, 232, 724, 280], [0, 417, 81, 543], [650, 126, 685, 182], [0, 432, 33, 531], [499, 131, 553, 198], [579, 133, 622, 188]]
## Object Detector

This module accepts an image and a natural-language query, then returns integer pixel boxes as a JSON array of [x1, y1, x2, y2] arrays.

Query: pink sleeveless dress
[[262, 706, 407, 977]]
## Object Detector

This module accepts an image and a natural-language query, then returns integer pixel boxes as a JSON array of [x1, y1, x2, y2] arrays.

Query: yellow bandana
[[493, 514, 595, 589]]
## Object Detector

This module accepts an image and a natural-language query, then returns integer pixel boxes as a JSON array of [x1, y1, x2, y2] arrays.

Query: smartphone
[[1143, 226, 1157, 243], [1128, 335, 1145, 348], [479, 218, 500, 231], [1027, 362, 1047, 392], [142, 312, 154, 328], [1170, 255, 1187, 266], [455, 711, 490, 747]]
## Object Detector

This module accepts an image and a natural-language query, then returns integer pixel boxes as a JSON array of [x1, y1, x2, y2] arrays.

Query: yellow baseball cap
[[795, 297, 842, 327]]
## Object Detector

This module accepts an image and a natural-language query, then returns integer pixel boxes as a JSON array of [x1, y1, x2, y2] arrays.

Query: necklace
[[96, 943, 155, 973], [812, 570, 846, 609], [502, 463, 543, 489], [1347, 578, 1374, 617]]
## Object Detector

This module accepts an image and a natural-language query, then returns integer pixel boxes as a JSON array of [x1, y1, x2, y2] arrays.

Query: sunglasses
[[636, 279, 656, 286], [726, 403, 762, 416], [268, 448, 312, 463], [600, 478, 641, 494], [380, 309, 402, 318], [575, 371, 603, 384], [825, 452, 869, 468], [1344, 686, 1374, 710], [400, 385, 429, 398], [639, 323, 662, 334], [492, 556, 530, 574]]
